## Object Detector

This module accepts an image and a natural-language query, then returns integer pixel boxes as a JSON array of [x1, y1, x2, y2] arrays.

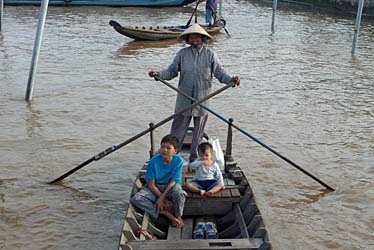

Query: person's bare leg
[[206, 182, 224, 197], [159, 203, 184, 228], [159, 210, 181, 227], [176, 216, 184, 228], [186, 182, 204, 196]]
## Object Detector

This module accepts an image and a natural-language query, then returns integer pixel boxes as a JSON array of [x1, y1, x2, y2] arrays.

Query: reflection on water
[[25, 102, 42, 137], [113, 39, 178, 57], [1, 1, 374, 250]]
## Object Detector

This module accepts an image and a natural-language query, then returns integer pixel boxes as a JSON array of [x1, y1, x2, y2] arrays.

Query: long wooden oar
[[49, 82, 235, 184], [186, 0, 201, 27], [154, 76, 335, 192]]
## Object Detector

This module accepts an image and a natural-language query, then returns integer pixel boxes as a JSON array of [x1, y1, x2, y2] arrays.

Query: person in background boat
[[186, 142, 224, 197], [148, 24, 240, 164], [205, 0, 218, 26], [131, 135, 186, 228]]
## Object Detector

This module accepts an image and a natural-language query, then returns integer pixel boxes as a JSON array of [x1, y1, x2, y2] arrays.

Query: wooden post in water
[[149, 123, 155, 158], [352, 0, 365, 54], [218, 0, 222, 17], [25, 0, 50, 101], [0, 0, 4, 32], [271, 0, 278, 33]]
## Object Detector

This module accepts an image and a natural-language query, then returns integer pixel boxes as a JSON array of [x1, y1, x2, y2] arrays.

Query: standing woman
[[149, 24, 240, 163], [205, 0, 218, 26]]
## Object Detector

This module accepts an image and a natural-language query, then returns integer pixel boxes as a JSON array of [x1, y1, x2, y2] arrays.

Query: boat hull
[[4, 0, 196, 6], [118, 131, 272, 250], [109, 20, 223, 41]]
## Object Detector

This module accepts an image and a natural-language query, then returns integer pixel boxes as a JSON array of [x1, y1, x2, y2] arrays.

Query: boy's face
[[160, 142, 177, 159], [199, 149, 212, 161]]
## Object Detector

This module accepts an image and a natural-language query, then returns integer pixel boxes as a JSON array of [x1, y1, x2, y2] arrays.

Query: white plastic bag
[[209, 136, 225, 171]]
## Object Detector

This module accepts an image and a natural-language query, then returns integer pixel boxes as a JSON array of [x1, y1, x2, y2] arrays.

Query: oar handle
[[155, 76, 335, 192], [49, 81, 234, 184]]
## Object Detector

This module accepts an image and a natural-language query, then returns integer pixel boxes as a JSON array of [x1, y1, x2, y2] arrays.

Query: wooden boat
[[109, 20, 224, 41], [4, 0, 196, 6], [119, 126, 272, 250]]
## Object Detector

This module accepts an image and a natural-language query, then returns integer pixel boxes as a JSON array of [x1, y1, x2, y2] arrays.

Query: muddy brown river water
[[0, 1, 373, 249]]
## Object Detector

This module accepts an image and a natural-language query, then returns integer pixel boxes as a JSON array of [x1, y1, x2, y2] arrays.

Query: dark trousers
[[170, 114, 208, 162]]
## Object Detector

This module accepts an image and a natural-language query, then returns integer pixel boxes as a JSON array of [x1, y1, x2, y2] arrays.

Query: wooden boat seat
[[182, 174, 243, 216], [166, 218, 193, 240]]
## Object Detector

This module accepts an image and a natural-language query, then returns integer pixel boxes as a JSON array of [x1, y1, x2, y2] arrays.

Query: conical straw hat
[[178, 23, 213, 42]]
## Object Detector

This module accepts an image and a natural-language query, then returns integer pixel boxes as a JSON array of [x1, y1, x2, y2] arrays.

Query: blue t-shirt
[[145, 154, 183, 185]]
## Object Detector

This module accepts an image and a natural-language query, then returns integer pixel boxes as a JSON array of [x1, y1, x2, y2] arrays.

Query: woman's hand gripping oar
[[49, 82, 235, 184], [153, 75, 335, 192]]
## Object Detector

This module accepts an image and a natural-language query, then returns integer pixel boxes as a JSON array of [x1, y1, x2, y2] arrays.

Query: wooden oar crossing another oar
[[154, 76, 335, 192], [49, 82, 235, 184]]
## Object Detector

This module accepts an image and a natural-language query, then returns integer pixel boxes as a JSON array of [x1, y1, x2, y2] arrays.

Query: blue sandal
[[204, 222, 217, 239], [193, 222, 205, 239]]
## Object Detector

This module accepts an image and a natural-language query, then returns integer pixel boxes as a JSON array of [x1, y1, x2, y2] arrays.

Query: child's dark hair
[[198, 142, 213, 154], [161, 134, 180, 149]]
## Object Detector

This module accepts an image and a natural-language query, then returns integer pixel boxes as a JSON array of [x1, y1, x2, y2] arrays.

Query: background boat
[[109, 20, 224, 41], [4, 0, 197, 6]]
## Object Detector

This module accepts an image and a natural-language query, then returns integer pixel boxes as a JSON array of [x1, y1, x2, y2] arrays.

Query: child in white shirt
[[186, 142, 224, 197]]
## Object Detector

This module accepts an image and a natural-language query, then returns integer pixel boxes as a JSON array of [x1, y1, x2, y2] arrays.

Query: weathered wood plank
[[183, 198, 240, 216], [222, 185, 247, 190], [230, 188, 241, 197], [180, 218, 193, 239], [125, 216, 141, 232], [214, 191, 222, 197], [234, 203, 250, 239], [220, 189, 232, 198], [167, 224, 182, 240], [226, 178, 236, 186], [242, 203, 259, 225], [127, 238, 259, 250], [134, 178, 143, 192], [253, 226, 267, 238], [139, 212, 150, 240], [239, 190, 253, 211], [247, 215, 263, 237], [122, 222, 138, 241], [218, 221, 240, 238]]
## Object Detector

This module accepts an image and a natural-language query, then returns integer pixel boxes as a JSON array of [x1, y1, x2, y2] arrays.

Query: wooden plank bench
[[182, 175, 242, 216], [183, 177, 242, 199]]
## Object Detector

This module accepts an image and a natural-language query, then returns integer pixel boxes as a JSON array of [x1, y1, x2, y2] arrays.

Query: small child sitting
[[186, 142, 224, 197]]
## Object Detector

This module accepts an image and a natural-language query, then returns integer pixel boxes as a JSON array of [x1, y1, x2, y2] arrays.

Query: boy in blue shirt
[[131, 135, 186, 228]]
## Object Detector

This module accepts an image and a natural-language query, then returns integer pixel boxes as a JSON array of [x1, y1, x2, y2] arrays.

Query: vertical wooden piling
[[0, 0, 4, 32], [218, 0, 222, 17], [271, 0, 278, 33], [25, 0, 50, 101], [352, 0, 365, 54], [149, 123, 155, 158]]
